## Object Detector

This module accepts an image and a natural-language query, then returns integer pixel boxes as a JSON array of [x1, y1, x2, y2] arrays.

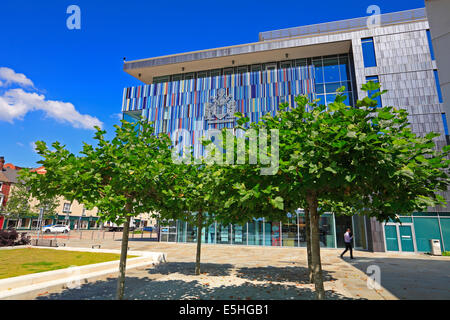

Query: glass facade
[[161, 213, 372, 249]]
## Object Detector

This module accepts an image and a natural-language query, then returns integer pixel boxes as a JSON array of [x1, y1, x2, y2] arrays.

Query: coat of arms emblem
[[205, 88, 236, 124]]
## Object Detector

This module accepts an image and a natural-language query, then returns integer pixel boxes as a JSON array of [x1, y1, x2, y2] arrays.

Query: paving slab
[[10, 238, 450, 300]]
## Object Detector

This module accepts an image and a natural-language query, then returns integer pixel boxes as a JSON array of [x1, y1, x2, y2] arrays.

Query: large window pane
[[335, 215, 352, 248], [282, 213, 298, 247], [322, 58, 340, 83], [312, 59, 324, 83], [201, 223, 216, 244], [217, 223, 231, 244], [177, 220, 186, 242], [338, 56, 350, 81], [232, 224, 247, 245], [298, 215, 307, 247], [352, 215, 367, 249], [265, 221, 281, 246], [248, 218, 264, 245], [320, 214, 335, 248], [186, 222, 197, 243]]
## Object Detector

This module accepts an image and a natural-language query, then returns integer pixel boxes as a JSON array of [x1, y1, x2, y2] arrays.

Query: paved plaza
[[9, 233, 450, 300]]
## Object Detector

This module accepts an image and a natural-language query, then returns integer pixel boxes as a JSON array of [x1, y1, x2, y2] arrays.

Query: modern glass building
[[121, 8, 450, 253]]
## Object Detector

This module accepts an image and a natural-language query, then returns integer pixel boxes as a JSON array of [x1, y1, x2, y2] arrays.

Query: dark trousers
[[341, 242, 353, 258]]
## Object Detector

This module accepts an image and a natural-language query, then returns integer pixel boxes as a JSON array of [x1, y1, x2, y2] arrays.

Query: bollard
[[113, 231, 115, 240], [141, 230, 144, 239], [91, 230, 94, 240], [103, 230, 105, 239]]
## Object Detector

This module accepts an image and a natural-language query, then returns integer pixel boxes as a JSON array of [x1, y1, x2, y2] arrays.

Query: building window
[[434, 70, 443, 103], [361, 37, 377, 67], [366, 75, 382, 107], [63, 203, 71, 213], [210, 69, 221, 77], [172, 74, 183, 81], [153, 75, 170, 83], [426, 30, 435, 61], [236, 66, 248, 74]]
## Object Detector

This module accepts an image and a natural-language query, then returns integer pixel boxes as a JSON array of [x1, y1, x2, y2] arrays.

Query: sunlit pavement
[[15, 237, 450, 300]]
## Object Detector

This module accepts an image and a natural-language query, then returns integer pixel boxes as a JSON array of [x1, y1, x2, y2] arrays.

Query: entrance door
[[399, 225, 415, 252], [384, 225, 399, 251], [384, 223, 416, 252]]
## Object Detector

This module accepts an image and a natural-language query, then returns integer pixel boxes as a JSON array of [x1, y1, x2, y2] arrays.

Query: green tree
[[20, 119, 174, 300], [3, 182, 33, 218], [220, 82, 450, 299]]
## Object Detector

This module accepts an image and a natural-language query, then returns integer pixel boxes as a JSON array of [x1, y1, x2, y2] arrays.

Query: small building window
[[250, 64, 262, 72], [236, 66, 249, 74], [441, 113, 449, 135], [183, 73, 195, 80], [63, 203, 71, 213], [153, 76, 170, 83], [426, 30, 435, 61], [197, 71, 208, 78], [210, 69, 222, 77], [171, 74, 183, 81], [366, 75, 382, 107], [223, 68, 234, 76], [434, 70, 443, 103], [361, 37, 377, 68]]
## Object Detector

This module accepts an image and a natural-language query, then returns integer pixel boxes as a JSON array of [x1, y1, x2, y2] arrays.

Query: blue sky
[[0, 0, 425, 167]]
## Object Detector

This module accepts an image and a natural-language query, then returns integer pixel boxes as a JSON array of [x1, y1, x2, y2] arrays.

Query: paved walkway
[[17, 238, 450, 300]]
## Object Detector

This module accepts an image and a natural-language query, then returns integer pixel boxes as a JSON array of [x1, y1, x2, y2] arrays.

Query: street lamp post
[[36, 207, 44, 242]]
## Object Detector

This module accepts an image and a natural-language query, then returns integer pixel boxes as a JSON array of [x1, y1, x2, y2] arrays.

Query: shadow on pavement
[[235, 266, 334, 284], [36, 277, 354, 300], [145, 262, 234, 277], [342, 256, 450, 299]]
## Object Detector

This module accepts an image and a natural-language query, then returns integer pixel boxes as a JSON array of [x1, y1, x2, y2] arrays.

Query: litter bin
[[429, 239, 442, 256]]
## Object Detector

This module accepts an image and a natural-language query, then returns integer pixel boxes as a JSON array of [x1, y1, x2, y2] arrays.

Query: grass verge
[[0, 248, 136, 279]]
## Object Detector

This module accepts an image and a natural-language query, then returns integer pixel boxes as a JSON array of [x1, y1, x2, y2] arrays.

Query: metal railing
[[259, 8, 427, 41]]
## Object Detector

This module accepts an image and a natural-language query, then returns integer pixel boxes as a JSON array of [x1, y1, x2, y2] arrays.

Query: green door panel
[[399, 225, 414, 252], [384, 225, 399, 251]]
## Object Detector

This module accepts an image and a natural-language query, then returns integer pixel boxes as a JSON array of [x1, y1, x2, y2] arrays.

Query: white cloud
[[30, 141, 37, 153], [0, 88, 103, 130], [16, 142, 24, 147], [0, 67, 34, 88]]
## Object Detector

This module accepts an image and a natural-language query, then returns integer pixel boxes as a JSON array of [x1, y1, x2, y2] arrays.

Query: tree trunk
[[116, 215, 131, 300], [306, 193, 325, 300], [304, 206, 314, 283], [195, 211, 203, 275]]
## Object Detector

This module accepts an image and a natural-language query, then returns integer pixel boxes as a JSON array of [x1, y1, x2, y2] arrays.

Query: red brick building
[[0, 156, 20, 229]]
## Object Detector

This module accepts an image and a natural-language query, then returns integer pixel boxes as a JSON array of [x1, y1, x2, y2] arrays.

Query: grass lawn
[[0, 248, 135, 279]]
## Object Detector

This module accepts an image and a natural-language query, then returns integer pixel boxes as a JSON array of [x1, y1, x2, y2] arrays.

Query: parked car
[[42, 224, 70, 233]]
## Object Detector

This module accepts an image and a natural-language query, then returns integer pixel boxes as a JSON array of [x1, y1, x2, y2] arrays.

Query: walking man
[[340, 228, 354, 259]]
